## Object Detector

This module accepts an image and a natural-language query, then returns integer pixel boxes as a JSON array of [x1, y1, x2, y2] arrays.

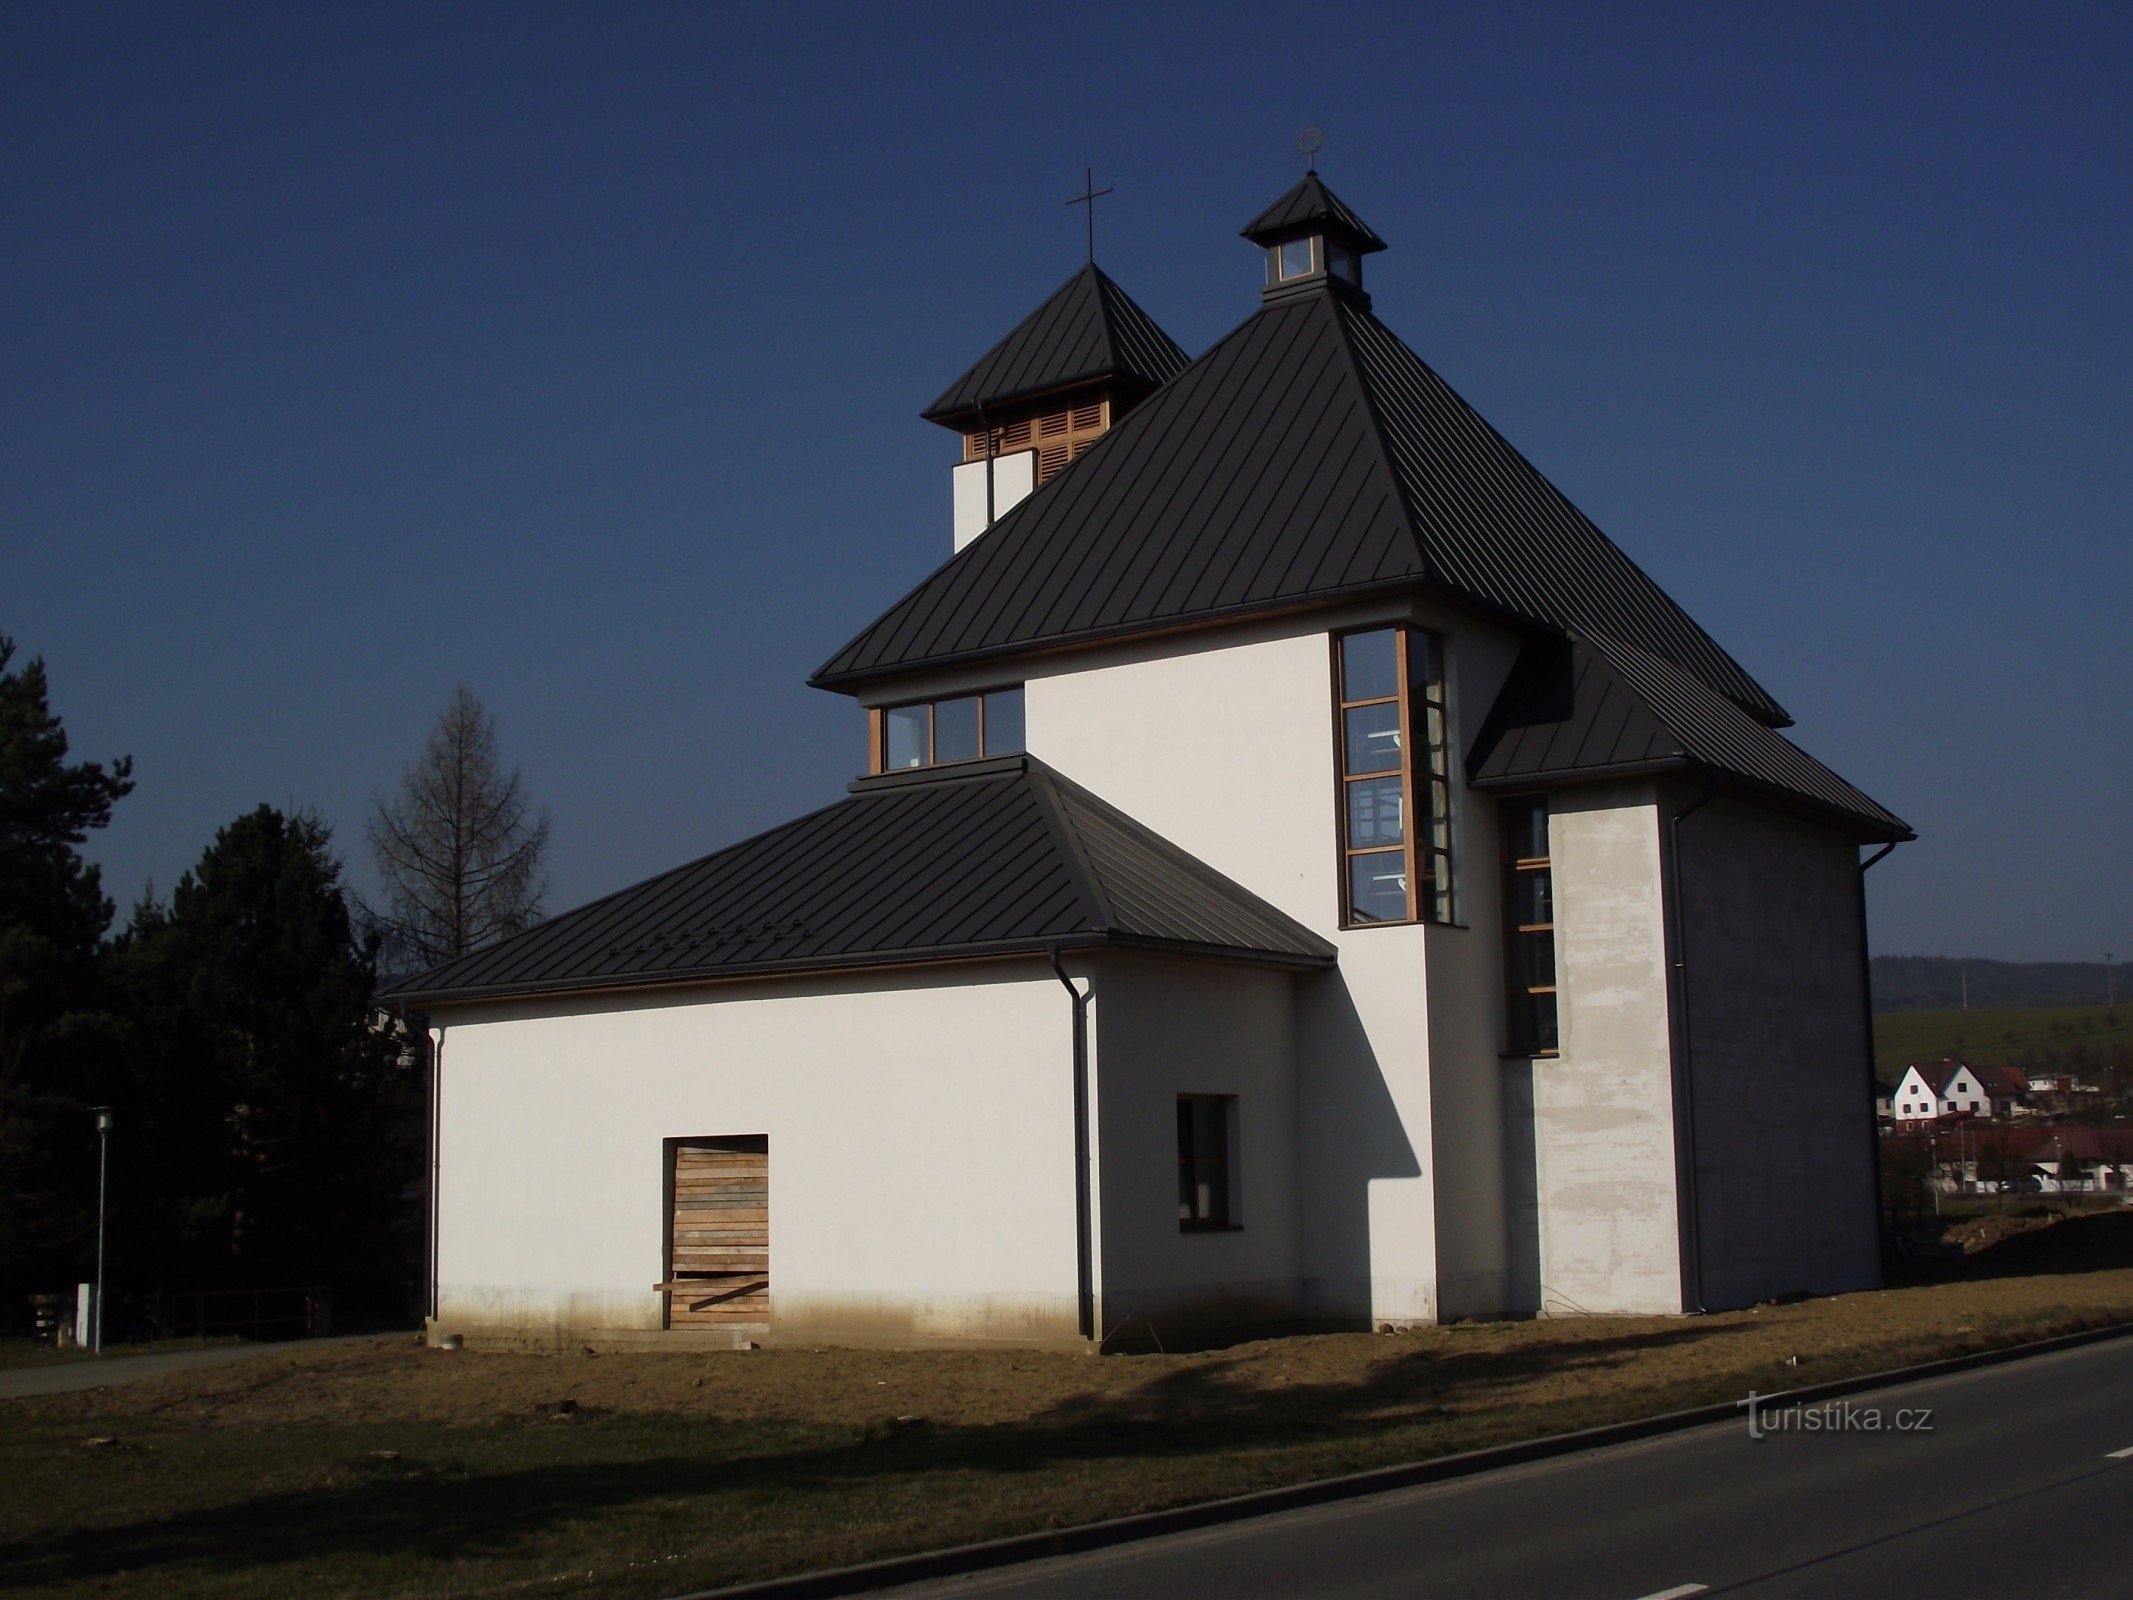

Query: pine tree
[[0, 638, 132, 1273]]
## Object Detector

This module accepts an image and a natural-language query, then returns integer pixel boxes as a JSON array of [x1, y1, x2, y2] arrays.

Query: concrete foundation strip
[[671, 1317, 2133, 1600]]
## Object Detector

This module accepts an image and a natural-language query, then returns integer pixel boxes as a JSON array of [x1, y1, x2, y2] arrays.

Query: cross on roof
[[1065, 168, 1113, 263]]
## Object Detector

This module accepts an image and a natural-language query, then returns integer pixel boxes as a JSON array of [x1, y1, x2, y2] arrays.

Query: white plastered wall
[[431, 960, 1086, 1345], [1532, 782, 1686, 1315], [1010, 603, 1525, 1328]]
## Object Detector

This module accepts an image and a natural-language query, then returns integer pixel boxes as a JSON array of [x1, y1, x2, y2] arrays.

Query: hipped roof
[[921, 263, 1190, 426], [383, 755, 1335, 1007], [1466, 633, 1913, 841], [818, 281, 1791, 729]]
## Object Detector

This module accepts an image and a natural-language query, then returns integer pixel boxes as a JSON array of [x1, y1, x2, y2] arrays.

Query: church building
[[388, 173, 1911, 1349]]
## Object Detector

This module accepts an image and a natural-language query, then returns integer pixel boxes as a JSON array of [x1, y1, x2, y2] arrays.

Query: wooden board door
[[664, 1138, 769, 1329]]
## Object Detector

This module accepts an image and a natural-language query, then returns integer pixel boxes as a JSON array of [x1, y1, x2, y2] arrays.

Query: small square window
[[1278, 237, 1315, 280], [1177, 1094, 1236, 1228]]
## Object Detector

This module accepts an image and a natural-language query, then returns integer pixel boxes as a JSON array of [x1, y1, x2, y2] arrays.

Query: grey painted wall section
[[1673, 793, 1881, 1308], [1089, 953, 1306, 1347]]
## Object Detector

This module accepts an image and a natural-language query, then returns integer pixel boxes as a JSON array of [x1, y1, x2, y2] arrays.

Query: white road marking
[[1632, 1586, 1709, 1600], [2108, 1445, 2133, 1459]]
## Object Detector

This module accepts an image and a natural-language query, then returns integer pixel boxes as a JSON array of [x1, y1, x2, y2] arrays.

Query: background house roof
[[920, 263, 1190, 426], [383, 754, 1335, 1006], [818, 282, 1791, 728], [1466, 633, 1912, 840]]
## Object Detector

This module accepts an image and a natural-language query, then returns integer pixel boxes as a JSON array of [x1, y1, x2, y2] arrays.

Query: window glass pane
[[1506, 801, 1549, 861], [933, 696, 980, 763], [1510, 867, 1553, 926], [1408, 630, 1436, 692], [1176, 1100, 1196, 1219], [1515, 927, 1557, 989], [1347, 851, 1409, 923], [1280, 237, 1315, 279], [1340, 630, 1399, 703], [982, 688, 1025, 754], [1346, 776, 1405, 849], [1420, 704, 1446, 766], [886, 704, 929, 769], [1415, 852, 1447, 922], [1343, 702, 1403, 775], [1512, 990, 1559, 1054]]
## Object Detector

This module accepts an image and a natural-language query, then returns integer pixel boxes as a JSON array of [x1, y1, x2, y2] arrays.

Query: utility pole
[[2109, 952, 2117, 1009], [91, 1107, 112, 1354]]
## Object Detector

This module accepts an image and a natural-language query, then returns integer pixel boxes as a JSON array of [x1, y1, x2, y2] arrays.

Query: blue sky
[[5, 1, 2127, 962]]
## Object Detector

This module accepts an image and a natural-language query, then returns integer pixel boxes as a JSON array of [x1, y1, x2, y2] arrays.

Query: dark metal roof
[[382, 755, 1336, 1007], [817, 283, 1790, 728], [1240, 174, 1388, 253], [1466, 634, 1912, 841], [921, 263, 1190, 426]]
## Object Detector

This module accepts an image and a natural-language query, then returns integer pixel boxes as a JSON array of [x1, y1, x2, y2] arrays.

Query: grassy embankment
[[7, 1216, 2133, 1600], [1873, 1001, 2132, 1083]]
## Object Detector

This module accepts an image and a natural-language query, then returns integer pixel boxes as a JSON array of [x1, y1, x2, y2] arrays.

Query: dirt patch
[[27, 1264, 2133, 1439], [9, 1244, 2133, 1600]]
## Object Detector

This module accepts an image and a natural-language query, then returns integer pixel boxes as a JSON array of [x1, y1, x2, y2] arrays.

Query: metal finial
[[1297, 125, 1326, 173], [1065, 167, 1114, 264]]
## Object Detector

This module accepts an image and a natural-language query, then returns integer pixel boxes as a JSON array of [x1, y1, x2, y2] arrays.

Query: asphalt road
[[878, 1334, 2133, 1600]]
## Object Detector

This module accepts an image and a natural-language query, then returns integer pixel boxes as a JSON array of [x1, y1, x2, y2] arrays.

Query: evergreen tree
[[0, 637, 131, 1275], [115, 807, 418, 1305]]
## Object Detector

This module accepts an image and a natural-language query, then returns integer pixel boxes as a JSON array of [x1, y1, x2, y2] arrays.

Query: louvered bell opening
[[964, 429, 995, 463], [1038, 408, 1071, 438], [1001, 417, 1032, 448], [1036, 441, 1073, 482], [1070, 400, 1104, 431]]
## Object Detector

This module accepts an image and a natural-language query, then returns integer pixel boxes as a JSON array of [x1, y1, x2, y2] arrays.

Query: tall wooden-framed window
[[1177, 1094, 1238, 1229], [1334, 627, 1452, 926], [1502, 799, 1558, 1056], [874, 687, 1026, 773]]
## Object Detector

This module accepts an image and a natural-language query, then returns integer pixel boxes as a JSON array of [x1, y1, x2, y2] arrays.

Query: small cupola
[[1240, 172, 1386, 306]]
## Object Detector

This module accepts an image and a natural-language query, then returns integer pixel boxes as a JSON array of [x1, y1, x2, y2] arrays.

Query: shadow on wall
[[1296, 970, 1420, 1327], [1501, 1059, 1543, 1315]]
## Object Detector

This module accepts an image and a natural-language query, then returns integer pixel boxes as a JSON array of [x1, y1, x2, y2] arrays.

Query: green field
[[1874, 1002, 2133, 1082]]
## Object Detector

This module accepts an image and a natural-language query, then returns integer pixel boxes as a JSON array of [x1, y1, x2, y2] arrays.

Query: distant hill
[[1872, 1002, 2132, 1084], [1870, 956, 2125, 1015]]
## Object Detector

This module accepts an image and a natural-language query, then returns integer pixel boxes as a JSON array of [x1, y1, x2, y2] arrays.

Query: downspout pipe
[[1050, 948, 1096, 1342], [1858, 842, 1900, 1265], [427, 1021, 444, 1327], [1667, 780, 1718, 1314]]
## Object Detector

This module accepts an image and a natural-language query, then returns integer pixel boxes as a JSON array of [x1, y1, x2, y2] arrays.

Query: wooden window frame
[[1333, 627, 1453, 929], [869, 687, 1024, 775], [1176, 1093, 1239, 1231], [1501, 797, 1559, 1058]]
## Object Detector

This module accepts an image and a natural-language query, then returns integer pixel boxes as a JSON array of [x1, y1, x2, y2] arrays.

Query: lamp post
[[91, 1107, 112, 1354]]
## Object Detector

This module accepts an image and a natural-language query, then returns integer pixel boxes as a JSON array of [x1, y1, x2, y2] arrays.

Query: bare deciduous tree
[[368, 687, 549, 974]]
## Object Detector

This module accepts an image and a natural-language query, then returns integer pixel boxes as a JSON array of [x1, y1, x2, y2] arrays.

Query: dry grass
[[6, 1218, 2133, 1599]]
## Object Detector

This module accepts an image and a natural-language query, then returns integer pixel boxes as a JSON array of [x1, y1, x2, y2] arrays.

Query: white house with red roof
[[1890, 1058, 2031, 1125]]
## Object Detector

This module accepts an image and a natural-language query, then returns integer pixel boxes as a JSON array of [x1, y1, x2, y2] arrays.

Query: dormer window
[[875, 687, 1026, 772]]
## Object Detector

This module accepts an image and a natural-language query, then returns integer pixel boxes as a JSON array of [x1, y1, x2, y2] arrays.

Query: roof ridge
[[1327, 292, 1437, 588], [1022, 758, 1117, 932]]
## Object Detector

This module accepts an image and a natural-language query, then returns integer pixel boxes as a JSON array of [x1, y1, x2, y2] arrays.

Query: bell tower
[[921, 262, 1189, 551]]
